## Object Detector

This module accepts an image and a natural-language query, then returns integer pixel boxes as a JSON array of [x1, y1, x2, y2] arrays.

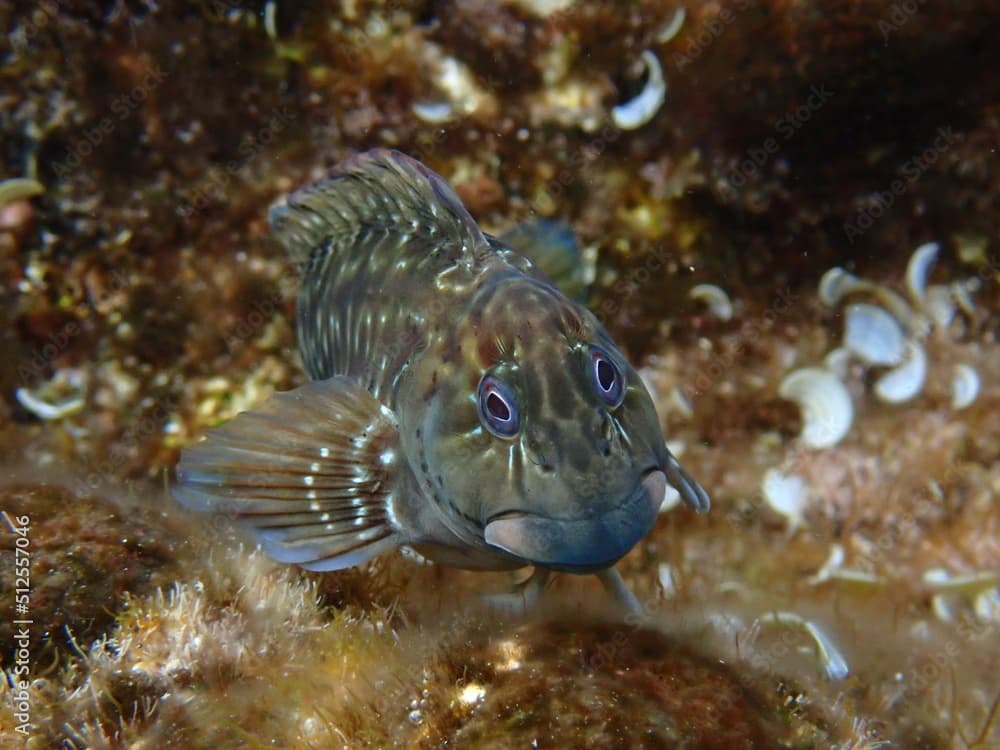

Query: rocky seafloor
[[1, 1, 1000, 747]]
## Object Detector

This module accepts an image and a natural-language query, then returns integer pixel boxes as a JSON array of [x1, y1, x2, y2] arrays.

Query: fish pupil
[[487, 391, 511, 421], [597, 359, 616, 392]]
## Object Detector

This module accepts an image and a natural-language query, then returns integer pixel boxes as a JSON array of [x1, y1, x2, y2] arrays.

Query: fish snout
[[483, 469, 665, 573]]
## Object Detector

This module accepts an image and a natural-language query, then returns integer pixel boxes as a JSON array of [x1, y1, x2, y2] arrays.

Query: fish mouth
[[483, 469, 665, 574]]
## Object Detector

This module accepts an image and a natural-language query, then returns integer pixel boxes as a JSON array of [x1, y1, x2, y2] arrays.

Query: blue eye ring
[[477, 374, 520, 439], [590, 346, 625, 407]]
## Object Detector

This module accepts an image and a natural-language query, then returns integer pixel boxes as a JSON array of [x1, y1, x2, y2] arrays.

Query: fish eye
[[477, 375, 520, 438], [590, 346, 625, 407]]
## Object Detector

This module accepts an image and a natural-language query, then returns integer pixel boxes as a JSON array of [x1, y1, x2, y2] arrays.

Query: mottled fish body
[[174, 150, 709, 607]]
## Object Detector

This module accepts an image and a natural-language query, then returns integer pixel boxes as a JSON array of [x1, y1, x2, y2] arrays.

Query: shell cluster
[[763, 241, 984, 531], [781, 241, 982, 450]]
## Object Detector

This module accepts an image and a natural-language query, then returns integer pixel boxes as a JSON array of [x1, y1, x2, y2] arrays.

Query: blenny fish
[[174, 150, 709, 611]]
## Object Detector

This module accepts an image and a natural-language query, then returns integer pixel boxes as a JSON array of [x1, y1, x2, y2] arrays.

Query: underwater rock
[[0, 483, 179, 661], [426, 619, 788, 749], [432, 0, 546, 92]]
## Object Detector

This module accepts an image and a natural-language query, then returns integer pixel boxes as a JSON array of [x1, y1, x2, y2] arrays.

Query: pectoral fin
[[173, 377, 403, 571]]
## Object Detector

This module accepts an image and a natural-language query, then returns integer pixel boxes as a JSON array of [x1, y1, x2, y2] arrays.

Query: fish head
[[411, 277, 708, 574]]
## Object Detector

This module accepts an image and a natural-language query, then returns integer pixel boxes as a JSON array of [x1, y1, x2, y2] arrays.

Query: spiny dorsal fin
[[269, 149, 488, 272], [173, 377, 404, 571]]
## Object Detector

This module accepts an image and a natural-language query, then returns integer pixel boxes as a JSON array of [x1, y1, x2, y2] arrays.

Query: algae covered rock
[[0, 483, 180, 661], [407, 619, 794, 749]]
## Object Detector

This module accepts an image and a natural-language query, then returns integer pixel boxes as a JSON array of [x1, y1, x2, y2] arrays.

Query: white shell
[[778, 368, 854, 449], [0, 177, 45, 205], [823, 347, 851, 379], [263, 0, 278, 39], [689, 283, 733, 321], [905, 241, 940, 307], [611, 50, 666, 130], [656, 8, 686, 42], [951, 364, 980, 410], [14, 368, 86, 421], [818, 267, 859, 307], [762, 468, 809, 530], [807, 544, 884, 586], [807, 544, 846, 584], [874, 340, 927, 403], [974, 589, 1000, 623], [923, 284, 956, 329], [757, 611, 850, 680], [658, 563, 677, 597], [923, 569, 998, 592], [14, 387, 84, 420], [819, 266, 925, 337], [412, 101, 456, 124], [952, 278, 979, 317], [843, 303, 906, 366]]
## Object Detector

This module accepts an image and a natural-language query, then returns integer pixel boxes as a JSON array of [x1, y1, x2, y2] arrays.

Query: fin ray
[[269, 148, 487, 270], [174, 377, 404, 570]]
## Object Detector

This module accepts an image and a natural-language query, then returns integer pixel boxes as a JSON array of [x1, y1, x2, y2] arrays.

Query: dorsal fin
[[269, 149, 488, 272]]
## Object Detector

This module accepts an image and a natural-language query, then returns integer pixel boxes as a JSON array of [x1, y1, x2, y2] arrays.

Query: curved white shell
[[924, 284, 956, 330], [952, 278, 979, 317], [757, 611, 850, 680], [611, 50, 666, 130], [823, 347, 851, 379], [818, 267, 859, 307], [762, 468, 809, 530], [905, 241, 940, 307], [13, 367, 86, 421], [658, 562, 677, 597], [0, 177, 45, 206], [778, 368, 854, 449], [656, 8, 686, 42], [263, 0, 278, 39], [412, 101, 456, 124], [874, 340, 927, 403], [689, 283, 733, 321], [951, 363, 980, 410], [14, 387, 84, 420], [818, 266, 925, 337], [843, 303, 906, 366]]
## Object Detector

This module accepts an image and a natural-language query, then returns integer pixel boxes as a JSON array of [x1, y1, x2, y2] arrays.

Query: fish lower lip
[[483, 469, 665, 573]]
